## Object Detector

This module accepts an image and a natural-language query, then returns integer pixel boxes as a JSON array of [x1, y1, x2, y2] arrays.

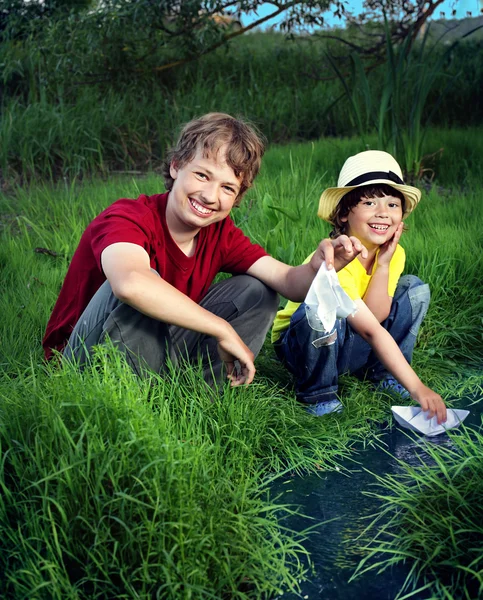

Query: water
[[273, 402, 483, 600]]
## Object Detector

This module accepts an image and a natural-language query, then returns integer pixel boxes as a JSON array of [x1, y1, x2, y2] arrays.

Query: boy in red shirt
[[43, 113, 364, 386]]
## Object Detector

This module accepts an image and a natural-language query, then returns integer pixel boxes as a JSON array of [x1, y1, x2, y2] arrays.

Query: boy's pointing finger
[[319, 238, 335, 269], [348, 236, 368, 259]]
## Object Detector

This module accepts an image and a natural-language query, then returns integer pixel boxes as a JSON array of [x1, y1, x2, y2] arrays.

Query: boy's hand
[[311, 235, 368, 272], [378, 223, 403, 267], [216, 326, 256, 387], [411, 384, 447, 424]]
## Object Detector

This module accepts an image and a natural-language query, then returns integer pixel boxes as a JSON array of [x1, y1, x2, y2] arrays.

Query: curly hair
[[328, 184, 406, 238], [162, 113, 266, 205]]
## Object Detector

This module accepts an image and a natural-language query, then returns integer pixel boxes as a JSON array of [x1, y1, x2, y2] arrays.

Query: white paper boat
[[391, 406, 470, 437]]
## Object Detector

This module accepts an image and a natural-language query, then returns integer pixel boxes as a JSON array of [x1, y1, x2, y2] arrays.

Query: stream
[[274, 400, 482, 600]]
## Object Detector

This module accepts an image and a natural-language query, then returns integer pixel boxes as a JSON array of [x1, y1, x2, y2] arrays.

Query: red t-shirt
[[43, 192, 268, 359]]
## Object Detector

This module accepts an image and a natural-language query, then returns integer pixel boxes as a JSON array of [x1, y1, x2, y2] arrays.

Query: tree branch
[[150, 2, 300, 73]]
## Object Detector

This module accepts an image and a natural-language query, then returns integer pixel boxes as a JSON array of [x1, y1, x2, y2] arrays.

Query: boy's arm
[[101, 242, 256, 386], [247, 236, 367, 301], [362, 223, 403, 322], [349, 299, 447, 423], [362, 265, 392, 322]]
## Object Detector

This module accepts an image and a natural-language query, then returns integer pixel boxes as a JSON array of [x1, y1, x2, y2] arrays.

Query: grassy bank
[[0, 130, 482, 597], [1, 32, 483, 184]]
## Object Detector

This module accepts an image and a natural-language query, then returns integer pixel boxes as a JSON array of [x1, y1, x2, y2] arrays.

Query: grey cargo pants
[[64, 274, 278, 384]]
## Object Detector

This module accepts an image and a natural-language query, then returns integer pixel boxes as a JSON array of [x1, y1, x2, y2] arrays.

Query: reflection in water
[[274, 402, 482, 600]]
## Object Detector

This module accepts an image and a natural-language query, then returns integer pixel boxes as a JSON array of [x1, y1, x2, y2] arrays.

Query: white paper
[[304, 262, 358, 332], [391, 406, 470, 437]]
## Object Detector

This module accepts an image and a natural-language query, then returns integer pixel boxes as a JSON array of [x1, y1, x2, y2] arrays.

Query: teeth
[[191, 199, 212, 215], [370, 224, 389, 231]]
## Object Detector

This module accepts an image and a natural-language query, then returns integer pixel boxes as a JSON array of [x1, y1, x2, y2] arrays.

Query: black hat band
[[346, 170, 405, 187]]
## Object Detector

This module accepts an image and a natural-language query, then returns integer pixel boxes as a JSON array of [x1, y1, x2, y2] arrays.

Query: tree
[[0, 0, 93, 34], [0, 0, 346, 84], [1, 0, 468, 89], [307, 0, 448, 72], [301, 0, 483, 177]]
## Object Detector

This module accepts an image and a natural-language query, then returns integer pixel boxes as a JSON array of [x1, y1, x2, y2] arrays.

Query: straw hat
[[318, 150, 421, 221]]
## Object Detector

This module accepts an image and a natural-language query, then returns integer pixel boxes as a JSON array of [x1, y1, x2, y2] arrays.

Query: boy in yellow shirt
[[272, 150, 446, 423]]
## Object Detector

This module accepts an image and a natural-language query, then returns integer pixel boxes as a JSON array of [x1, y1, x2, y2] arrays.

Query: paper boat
[[391, 406, 470, 437]]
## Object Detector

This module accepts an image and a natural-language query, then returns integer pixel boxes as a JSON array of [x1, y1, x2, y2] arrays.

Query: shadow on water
[[273, 398, 483, 600]]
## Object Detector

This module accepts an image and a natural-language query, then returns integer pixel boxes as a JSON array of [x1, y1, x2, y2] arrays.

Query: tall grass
[[324, 15, 464, 177], [0, 355, 310, 599], [0, 131, 481, 597], [1, 32, 482, 185], [351, 412, 483, 599], [0, 338, 393, 598]]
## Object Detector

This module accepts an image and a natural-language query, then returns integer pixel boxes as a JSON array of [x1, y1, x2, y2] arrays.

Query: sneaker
[[376, 377, 410, 400], [306, 399, 343, 416]]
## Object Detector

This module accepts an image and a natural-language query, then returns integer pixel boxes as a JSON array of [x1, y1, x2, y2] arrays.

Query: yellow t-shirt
[[271, 244, 406, 342]]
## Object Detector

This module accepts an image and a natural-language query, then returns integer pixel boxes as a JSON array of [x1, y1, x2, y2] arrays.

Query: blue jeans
[[274, 275, 430, 405]]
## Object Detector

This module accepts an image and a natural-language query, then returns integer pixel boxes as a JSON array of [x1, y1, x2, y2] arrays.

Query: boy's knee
[[409, 282, 430, 317], [388, 275, 430, 338], [406, 276, 430, 304], [399, 277, 430, 336], [398, 274, 424, 291], [234, 275, 279, 315], [396, 275, 430, 305]]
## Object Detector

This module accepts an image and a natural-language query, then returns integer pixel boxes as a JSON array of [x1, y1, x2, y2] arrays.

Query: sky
[[241, 0, 482, 29]]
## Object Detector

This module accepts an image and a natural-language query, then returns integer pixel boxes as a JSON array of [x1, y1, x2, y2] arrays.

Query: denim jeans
[[64, 274, 278, 385], [274, 275, 430, 405]]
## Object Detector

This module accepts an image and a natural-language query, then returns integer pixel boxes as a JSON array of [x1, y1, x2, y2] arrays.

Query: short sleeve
[[337, 265, 362, 301], [89, 199, 156, 271], [218, 217, 268, 273]]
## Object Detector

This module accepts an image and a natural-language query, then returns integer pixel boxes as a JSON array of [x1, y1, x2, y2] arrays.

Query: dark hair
[[162, 113, 266, 205], [328, 184, 406, 238]]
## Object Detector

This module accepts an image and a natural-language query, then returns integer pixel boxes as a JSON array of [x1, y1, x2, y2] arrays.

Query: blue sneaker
[[376, 377, 410, 400], [306, 399, 343, 416]]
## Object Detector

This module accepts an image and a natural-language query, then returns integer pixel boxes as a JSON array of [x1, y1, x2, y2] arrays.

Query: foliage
[[0, 0, 91, 35], [1, 29, 483, 186], [323, 14, 463, 178], [0, 0, 337, 88], [0, 356, 310, 599]]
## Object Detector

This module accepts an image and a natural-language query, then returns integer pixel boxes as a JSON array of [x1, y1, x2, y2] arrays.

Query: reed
[[324, 15, 468, 178]]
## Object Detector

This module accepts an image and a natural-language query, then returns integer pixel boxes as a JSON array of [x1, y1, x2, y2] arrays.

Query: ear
[[169, 161, 179, 180], [340, 214, 348, 223]]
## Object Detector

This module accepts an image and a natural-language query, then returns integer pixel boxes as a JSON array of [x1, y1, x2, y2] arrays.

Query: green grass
[[1, 32, 483, 185], [351, 403, 483, 599], [0, 356, 315, 599], [0, 130, 482, 597]]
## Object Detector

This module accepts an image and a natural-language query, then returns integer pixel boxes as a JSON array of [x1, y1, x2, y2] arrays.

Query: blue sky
[[242, 0, 482, 29]]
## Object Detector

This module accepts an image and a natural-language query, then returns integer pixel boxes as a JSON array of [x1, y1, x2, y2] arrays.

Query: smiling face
[[166, 146, 242, 240], [342, 194, 403, 251]]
